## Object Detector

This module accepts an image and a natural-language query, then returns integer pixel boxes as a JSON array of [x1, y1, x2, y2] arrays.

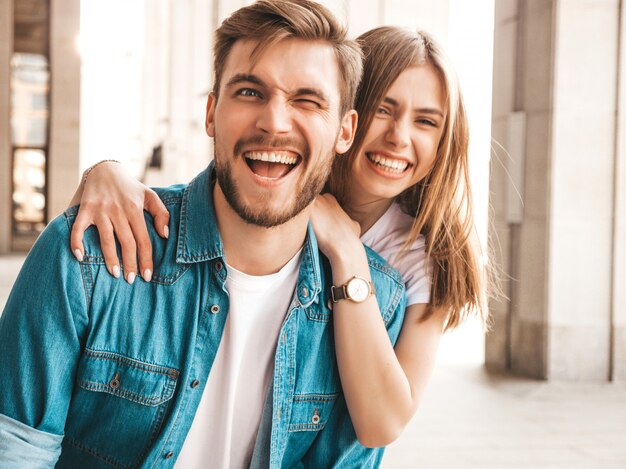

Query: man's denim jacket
[[0, 163, 406, 468]]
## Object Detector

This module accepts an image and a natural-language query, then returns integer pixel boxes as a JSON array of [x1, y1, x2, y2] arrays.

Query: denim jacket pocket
[[61, 349, 179, 468], [76, 349, 178, 406], [288, 393, 338, 432]]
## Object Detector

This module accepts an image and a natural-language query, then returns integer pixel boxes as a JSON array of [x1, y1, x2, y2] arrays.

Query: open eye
[[415, 118, 437, 127], [376, 106, 391, 116], [237, 88, 262, 99]]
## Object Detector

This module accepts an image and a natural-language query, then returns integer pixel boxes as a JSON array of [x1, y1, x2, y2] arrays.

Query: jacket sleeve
[[0, 212, 90, 466], [301, 277, 406, 467]]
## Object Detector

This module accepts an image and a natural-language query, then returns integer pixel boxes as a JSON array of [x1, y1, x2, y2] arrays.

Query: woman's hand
[[310, 194, 362, 262], [69, 161, 170, 283]]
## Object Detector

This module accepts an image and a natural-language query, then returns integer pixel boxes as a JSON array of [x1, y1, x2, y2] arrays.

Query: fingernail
[[74, 249, 83, 262], [163, 225, 169, 239], [112, 265, 120, 278], [127, 272, 136, 285], [143, 269, 152, 282]]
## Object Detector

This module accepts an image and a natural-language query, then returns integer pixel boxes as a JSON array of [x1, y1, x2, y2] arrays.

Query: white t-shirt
[[175, 250, 302, 469], [360, 202, 431, 306]]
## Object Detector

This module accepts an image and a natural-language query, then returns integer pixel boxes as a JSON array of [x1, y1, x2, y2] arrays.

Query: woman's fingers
[[94, 215, 122, 278], [129, 214, 154, 282], [110, 215, 138, 284], [70, 208, 92, 262], [144, 189, 170, 239]]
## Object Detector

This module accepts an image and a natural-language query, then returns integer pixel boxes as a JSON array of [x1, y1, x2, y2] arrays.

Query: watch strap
[[330, 277, 375, 303], [330, 284, 348, 302]]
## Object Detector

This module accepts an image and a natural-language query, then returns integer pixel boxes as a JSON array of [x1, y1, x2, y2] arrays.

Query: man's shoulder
[[64, 180, 191, 260], [363, 244, 404, 286], [151, 182, 188, 206], [364, 245, 406, 327]]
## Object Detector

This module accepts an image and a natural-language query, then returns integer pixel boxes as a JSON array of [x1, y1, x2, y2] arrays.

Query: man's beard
[[214, 136, 335, 228]]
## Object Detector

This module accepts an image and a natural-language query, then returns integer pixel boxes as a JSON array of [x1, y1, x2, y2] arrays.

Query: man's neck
[[213, 184, 308, 276]]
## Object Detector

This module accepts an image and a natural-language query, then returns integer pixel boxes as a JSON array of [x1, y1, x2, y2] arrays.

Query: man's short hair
[[213, 0, 362, 114]]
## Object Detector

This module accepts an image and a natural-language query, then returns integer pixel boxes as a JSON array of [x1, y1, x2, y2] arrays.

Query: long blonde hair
[[328, 27, 489, 330]]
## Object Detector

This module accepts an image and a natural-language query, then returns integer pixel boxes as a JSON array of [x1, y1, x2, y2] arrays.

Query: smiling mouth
[[244, 151, 301, 180], [366, 153, 412, 174]]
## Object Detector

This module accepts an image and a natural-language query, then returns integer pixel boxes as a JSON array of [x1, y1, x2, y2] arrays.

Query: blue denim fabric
[[0, 162, 406, 468]]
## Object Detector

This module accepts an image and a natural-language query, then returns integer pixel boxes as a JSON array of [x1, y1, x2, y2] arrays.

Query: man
[[0, 1, 406, 467]]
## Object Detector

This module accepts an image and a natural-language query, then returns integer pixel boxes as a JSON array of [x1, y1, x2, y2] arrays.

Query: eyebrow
[[225, 73, 264, 88], [294, 88, 330, 105], [383, 96, 444, 118]]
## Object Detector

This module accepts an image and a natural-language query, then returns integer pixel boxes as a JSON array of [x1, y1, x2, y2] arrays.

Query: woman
[[69, 26, 490, 447]]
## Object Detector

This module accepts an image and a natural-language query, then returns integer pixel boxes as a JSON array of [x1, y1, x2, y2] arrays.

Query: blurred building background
[[1, 1, 626, 466]]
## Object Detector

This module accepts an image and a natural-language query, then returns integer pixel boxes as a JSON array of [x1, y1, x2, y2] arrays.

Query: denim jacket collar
[[295, 224, 323, 308], [175, 162, 323, 305], [176, 161, 224, 264]]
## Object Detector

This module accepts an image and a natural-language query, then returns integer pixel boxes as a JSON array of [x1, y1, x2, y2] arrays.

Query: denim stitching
[[283, 315, 297, 457], [383, 282, 406, 326], [137, 381, 175, 465], [177, 183, 190, 258], [150, 264, 191, 285], [82, 255, 106, 265], [159, 196, 181, 205], [288, 422, 327, 432], [302, 307, 331, 322], [293, 393, 338, 402], [270, 323, 283, 464], [77, 380, 174, 407], [150, 381, 188, 469], [78, 263, 93, 311], [84, 349, 179, 378], [304, 238, 322, 299]]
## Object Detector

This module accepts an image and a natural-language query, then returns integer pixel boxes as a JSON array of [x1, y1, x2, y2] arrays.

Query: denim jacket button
[[190, 379, 200, 388], [210, 304, 220, 314], [215, 261, 223, 272], [109, 373, 120, 390], [301, 287, 308, 298], [311, 411, 320, 425], [164, 451, 174, 459]]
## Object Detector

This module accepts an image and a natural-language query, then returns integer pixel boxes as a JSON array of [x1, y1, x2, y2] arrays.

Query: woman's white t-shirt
[[360, 202, 431, 306]]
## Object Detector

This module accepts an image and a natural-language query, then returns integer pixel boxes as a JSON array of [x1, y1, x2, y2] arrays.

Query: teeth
[[245, 151, 298, 165], [367, 153, 409, 174]]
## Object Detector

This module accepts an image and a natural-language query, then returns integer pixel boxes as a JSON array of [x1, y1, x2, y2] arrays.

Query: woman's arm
[[68, 161, 170, 283], [311, 194, 446, 448]]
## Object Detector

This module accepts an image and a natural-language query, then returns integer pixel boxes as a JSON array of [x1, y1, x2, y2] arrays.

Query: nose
[[256, 97, 293, 135], [385, 117, 410, 149]]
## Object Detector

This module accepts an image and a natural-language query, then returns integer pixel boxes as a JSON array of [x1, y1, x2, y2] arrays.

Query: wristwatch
[[331, 276, 375, 303]]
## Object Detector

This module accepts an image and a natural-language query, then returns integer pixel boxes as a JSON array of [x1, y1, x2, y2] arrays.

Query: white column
[[0, 0, 12, 254], [546, 0, 617, 380], [613, 0, 626, 380], [148, 0, 212, 186], [48, 0, 81, 220], [488, 0, 621, 381]]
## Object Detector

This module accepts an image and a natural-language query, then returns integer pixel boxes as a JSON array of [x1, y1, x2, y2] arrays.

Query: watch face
[[346, 277, 370, 302]]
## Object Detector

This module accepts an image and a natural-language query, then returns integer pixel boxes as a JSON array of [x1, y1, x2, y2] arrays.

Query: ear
[[205, 92, 217, 137], [334, 109, 358, 155]]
